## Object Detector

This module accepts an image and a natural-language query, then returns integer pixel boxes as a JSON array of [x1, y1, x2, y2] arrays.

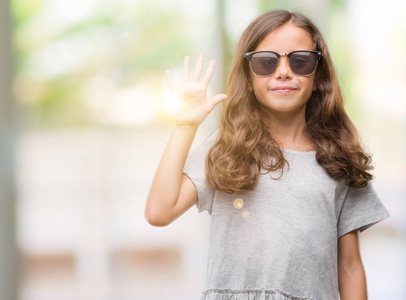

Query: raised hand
[[165, 54, 228, 127]]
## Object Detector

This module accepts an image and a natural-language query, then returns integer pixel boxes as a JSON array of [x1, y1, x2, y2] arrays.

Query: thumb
[[207, 94, 228, 112]]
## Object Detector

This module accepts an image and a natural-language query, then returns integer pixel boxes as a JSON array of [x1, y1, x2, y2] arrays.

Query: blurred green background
[[12, 0, 360, 128]]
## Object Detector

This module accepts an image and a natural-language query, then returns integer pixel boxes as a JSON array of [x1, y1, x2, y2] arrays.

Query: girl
[[145, 10, 390, 300]]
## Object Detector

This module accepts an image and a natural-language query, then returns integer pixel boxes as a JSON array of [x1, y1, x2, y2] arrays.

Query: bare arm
[[338, 229, 368, 300], [144, 54, 227, 226], [145, 125, 198, 226]]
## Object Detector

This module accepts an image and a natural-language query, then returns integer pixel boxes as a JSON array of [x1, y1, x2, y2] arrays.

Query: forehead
[[255, 24, 314, 52]]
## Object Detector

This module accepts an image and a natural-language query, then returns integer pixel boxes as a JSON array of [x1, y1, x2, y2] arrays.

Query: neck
[[265, 108, 314, 151]]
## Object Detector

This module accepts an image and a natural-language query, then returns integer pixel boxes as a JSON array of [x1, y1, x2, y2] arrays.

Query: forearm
[[145, 125, 198, 219], [338, 264, 368, 300]]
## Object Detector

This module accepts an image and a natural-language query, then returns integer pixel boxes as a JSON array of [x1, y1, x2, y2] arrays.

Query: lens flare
[[241, 209, 250, 219], [233, 198, 244, 209]]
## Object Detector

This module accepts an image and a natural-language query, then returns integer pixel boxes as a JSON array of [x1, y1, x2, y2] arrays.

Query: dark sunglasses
[[244, 50, 322, 76]]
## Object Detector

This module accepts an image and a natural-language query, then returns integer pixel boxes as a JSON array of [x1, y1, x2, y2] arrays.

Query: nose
[[274, 56, 292, 79]]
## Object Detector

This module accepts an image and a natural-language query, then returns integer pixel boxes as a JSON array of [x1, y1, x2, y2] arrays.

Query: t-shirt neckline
[[282, 147, 316, 155]]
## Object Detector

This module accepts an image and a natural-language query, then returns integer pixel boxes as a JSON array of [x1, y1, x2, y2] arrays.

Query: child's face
[[250, 23, 317, 118]]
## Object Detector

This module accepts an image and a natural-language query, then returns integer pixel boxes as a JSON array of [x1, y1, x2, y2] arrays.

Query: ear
[[247, 76, 254, 92], [312, 79, 317, 91], [248, 83, 253, 92]]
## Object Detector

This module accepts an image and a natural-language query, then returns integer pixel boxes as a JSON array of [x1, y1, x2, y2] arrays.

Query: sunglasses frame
[[244, 50, 323, 77]]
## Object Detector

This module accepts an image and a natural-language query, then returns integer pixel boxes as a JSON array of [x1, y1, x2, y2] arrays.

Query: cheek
[[304, 77, 316, 94], [305, 84, 315, 98], [297, 78, 315, 102], [252, 77, 268, 92]]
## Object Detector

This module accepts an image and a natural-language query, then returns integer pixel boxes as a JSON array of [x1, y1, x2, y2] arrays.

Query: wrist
[[172, 124, 199, 142], [175, 122, 199, 130]]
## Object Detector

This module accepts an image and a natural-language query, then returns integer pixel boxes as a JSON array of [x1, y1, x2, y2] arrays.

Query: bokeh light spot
[[233, 198, 244, 209], [241, 209, 250, 219]]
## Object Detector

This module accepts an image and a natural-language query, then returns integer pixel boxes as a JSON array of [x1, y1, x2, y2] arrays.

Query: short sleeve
[[182, 129, 219, 214], [337, 181, 390, 239]]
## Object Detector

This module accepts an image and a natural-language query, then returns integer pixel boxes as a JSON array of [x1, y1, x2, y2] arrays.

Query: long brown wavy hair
[[206, 10, 374, 194]]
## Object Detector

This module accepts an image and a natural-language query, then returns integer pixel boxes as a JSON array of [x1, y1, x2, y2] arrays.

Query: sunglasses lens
[[250, 52, 279, 76], [289, 52, 318, 75]]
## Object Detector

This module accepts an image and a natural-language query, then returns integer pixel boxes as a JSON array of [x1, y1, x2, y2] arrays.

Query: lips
[[271, 86, 298, 91]]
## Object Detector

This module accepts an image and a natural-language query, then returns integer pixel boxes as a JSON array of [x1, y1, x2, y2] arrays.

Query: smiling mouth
[[271, 89, 297, 94]]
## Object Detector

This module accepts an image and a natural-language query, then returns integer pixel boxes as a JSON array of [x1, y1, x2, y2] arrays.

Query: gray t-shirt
[[183, 129, 390, 300]]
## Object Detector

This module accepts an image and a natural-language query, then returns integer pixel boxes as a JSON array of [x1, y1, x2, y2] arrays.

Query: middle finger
[[192, 53, 204, 82]]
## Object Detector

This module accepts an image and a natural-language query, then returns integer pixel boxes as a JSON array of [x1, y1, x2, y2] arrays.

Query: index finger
[[201, 59, 216, 86]]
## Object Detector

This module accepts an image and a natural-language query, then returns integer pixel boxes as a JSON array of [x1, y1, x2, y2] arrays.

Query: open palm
[[166, 54, 227, 127]]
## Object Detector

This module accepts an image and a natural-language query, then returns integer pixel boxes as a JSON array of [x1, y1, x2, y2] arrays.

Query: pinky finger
[[165, 70, 176, 92]]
